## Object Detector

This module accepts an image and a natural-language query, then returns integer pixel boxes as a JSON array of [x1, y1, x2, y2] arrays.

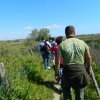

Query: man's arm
[[85, 49, 92, 74], [55, 49, 61, 76]]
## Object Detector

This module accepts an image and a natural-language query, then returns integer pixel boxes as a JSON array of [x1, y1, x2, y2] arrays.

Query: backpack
[[40, 45, 45, 52], [39, 42, 45, 52], [44, 43, 51, 54]]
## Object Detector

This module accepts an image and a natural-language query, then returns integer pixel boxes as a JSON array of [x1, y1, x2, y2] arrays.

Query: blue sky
[[0, 0, 100, 40]]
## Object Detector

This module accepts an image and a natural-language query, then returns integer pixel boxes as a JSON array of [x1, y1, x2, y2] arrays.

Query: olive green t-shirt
[[58, 38, 89, 65]]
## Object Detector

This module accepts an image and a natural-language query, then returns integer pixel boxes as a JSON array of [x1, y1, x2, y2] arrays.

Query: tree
[[28, 28, 50, 41], [28, 29, 38, 40]]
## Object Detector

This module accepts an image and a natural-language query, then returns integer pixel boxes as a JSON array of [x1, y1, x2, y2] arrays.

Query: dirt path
[[53, 84, 61, 100]]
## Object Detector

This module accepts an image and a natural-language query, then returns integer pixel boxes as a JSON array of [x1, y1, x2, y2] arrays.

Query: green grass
[[0, 39, 100, 100], [3, 54, 55, 100], [0, 42, 55, 100]]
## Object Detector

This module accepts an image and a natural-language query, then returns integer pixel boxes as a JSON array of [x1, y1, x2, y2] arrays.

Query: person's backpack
[[39, 41, 45, 52], [40, 45, 44, 52], [45, 43, 51, 54]]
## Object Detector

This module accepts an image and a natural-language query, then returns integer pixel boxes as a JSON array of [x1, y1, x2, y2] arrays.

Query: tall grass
[[0, 42, 55, 100], [0, 40, 99, 100]]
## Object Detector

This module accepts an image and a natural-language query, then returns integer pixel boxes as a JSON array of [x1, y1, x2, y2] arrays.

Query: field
[[0, 34, 100, 100]]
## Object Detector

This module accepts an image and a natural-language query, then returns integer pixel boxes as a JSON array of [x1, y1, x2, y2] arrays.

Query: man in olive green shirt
[[56, 26, 92, 100]]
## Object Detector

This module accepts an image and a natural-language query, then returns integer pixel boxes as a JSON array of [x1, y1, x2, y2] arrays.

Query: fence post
[[0, 63, 9, 93], [29, 48, 34, 55], [91, 67, 100, 98]]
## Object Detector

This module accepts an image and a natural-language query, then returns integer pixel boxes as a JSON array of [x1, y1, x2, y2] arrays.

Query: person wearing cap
[[56, 25, 92, 100]]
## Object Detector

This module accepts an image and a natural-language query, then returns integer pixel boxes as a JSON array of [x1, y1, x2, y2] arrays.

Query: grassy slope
[[77, 33, 100, 40], [0, 34, 100, 99], [0, 42, 55, 100]]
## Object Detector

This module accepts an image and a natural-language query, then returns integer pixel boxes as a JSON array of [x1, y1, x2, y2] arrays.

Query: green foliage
[[37, 28, 50, 41], [25, 28, 50, 47], [0, 38, 100, 100], [84, 85, 97, 100], [77, 33, 100, 41], [28, 28, 50, 41], [0, 42, 54, 100]]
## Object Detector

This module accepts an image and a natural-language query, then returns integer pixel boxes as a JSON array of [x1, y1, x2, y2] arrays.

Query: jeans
[[61, 75, 84, 100], [42, 53, 50, 70], [51, 52, 55, 65], [58, 68, 63, 84]]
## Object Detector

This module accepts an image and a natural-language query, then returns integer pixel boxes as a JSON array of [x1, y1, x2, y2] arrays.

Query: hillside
[[77, 33, 100, 41], [0, 34, 99, 99]]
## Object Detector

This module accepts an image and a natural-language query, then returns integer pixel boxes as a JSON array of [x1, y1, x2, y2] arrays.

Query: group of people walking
[[38, 36, 63, 71], [38, 39, 51, 70], [38, 25, 92, 100]]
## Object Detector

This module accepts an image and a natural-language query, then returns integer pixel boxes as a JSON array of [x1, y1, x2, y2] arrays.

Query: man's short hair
[[65, 25, 75, 36]]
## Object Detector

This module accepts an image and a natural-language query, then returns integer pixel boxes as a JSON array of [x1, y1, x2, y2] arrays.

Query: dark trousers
[[61, 75, 84, 100], [61, 64, 89, 100]]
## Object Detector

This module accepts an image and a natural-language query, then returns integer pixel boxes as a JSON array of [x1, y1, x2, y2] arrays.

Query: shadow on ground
[[27, 70, 62, 95]]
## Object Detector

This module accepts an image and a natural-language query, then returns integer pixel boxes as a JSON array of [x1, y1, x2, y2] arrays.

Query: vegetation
[[0, 33, 100, 100], [0, 41, 55, 100], [27, 28, 50, 41]]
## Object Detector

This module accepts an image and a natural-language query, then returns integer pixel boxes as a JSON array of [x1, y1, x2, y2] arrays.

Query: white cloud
[[45, 24, 63, 29], [24, 24, 63, 31], [24, 26, 34, 30]]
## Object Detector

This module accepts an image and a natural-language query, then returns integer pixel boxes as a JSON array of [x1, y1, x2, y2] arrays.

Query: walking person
[[42, 40, 51, 70], [52, 36, 63, 84], [56, 25, 92, 100], [38, 39, 45, 55], [50, 37, 57, 66]]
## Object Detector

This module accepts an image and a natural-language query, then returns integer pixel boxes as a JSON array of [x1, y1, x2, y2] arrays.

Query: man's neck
[[67, 36, 75, 38]]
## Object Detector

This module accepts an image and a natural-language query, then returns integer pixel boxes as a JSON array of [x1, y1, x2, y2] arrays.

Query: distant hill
[[0, 33, 100, 44], [77, 33, 100, 41]]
